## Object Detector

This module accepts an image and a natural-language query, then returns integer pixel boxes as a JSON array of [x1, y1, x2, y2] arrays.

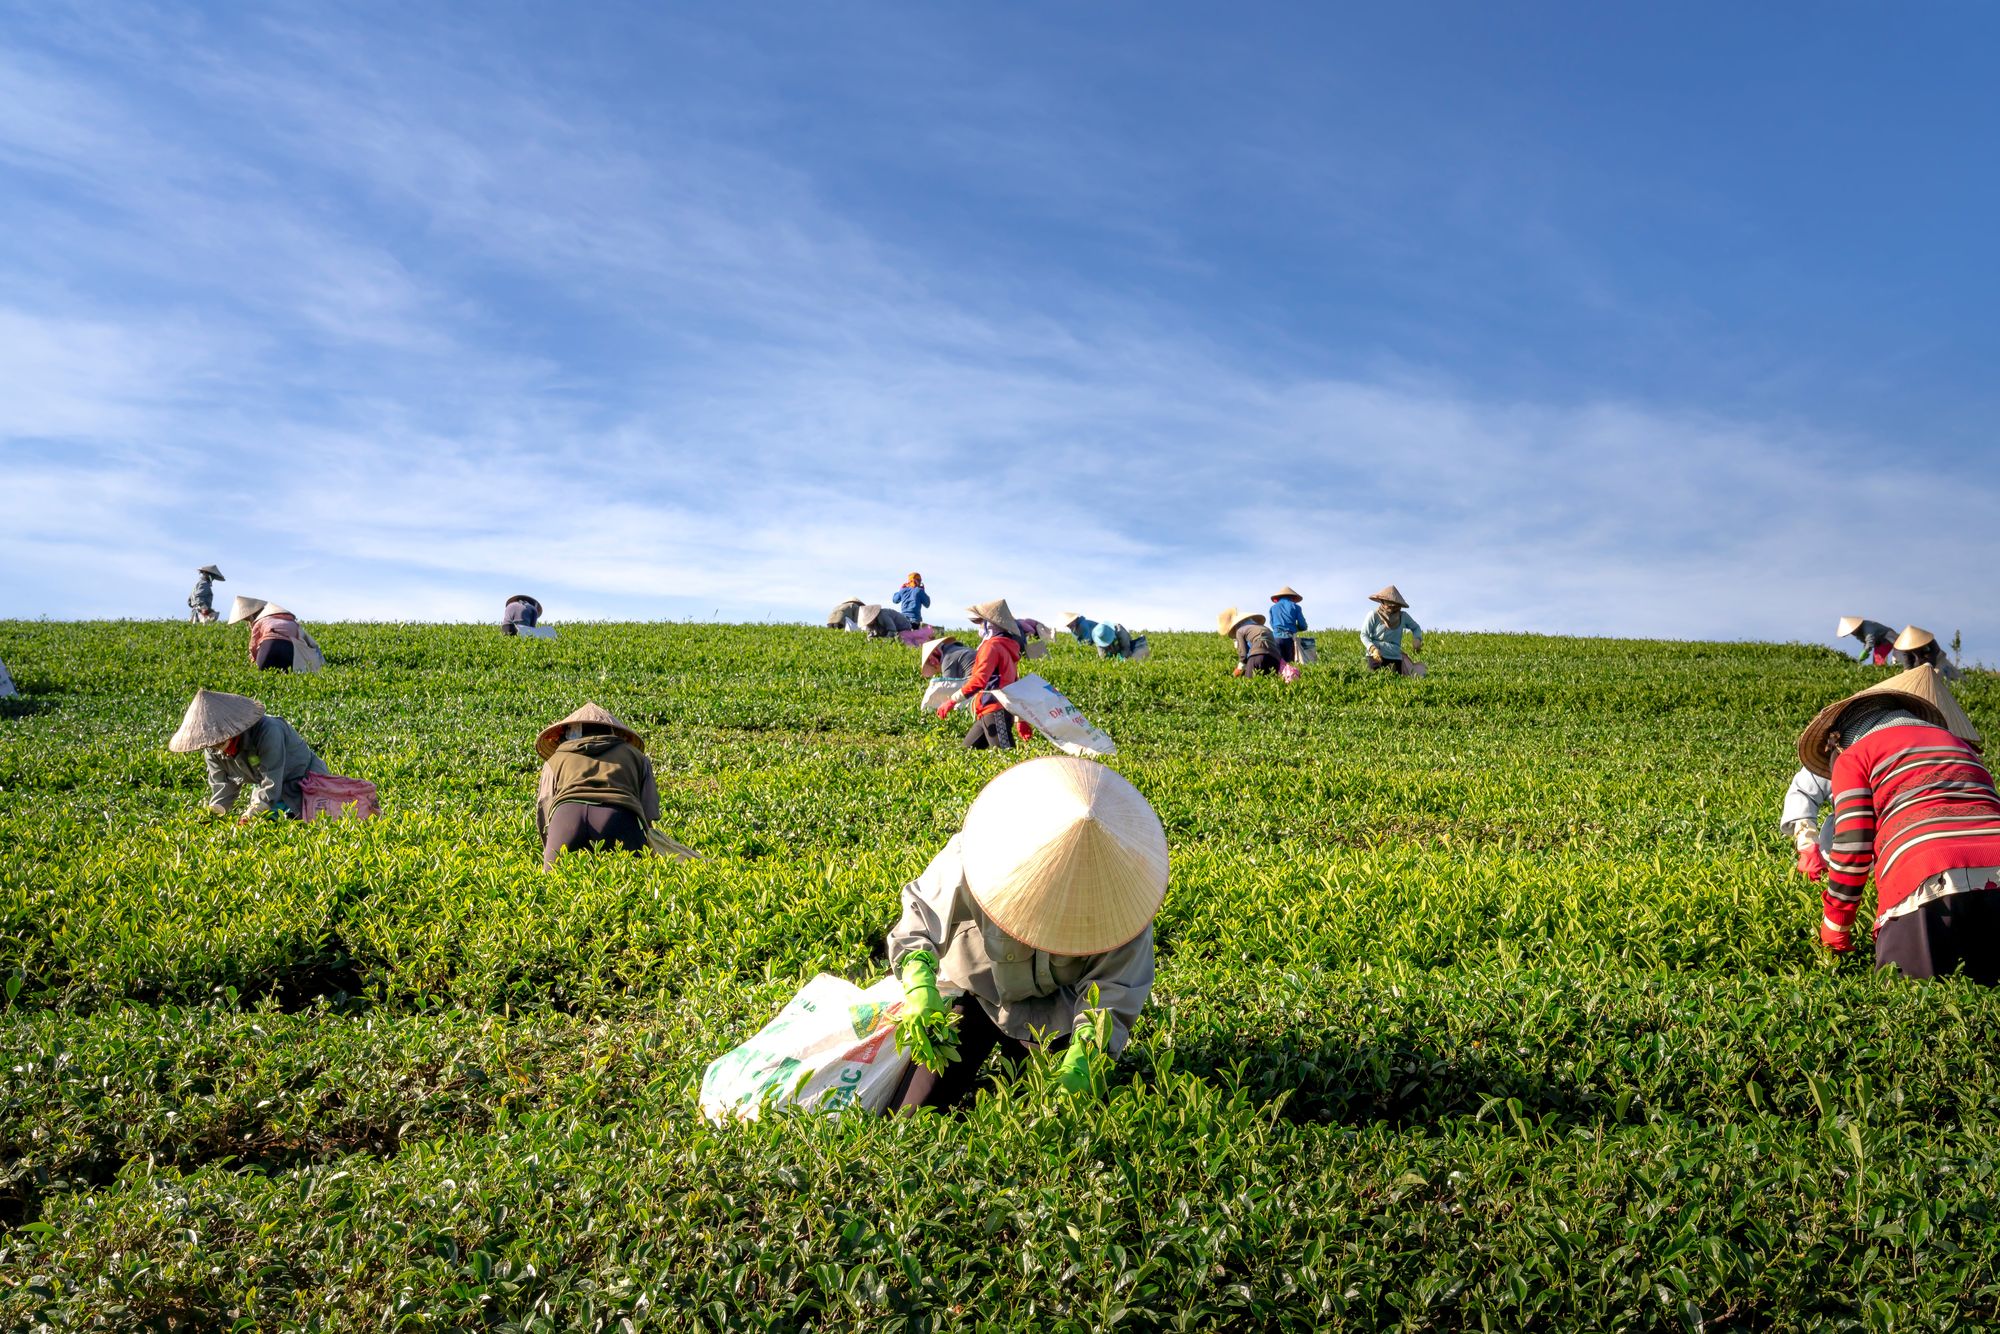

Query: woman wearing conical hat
[[857, 602, 913, 639], [1836, 615, 1895, 665], [501, 594, 544, 637], [886, 757, 1168, 1110], [1061, 612, 1139, 660], [920, 634, 976, 683], [938, 599, 1031, 750], [1219, 607, 1281, 676], [187, 565, 225, 624], [168, 689, 330, 822], [825, 598, 866, 631], [1360, 585, 1423, 675], [1267, 586, 1308, 664], [534, 704, 666, 867], [1892, 626, 1960, 681], [1798, 665, 2000, 977], [228, 597, 326, 673]]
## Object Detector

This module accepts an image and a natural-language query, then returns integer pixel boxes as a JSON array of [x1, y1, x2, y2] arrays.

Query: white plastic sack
[[516, 625, 558, 640], [991, 673, 1117, 758], [921, 679, 966, 713], [699, 974, 912, 1122], [1295, 636, 1317, 664]]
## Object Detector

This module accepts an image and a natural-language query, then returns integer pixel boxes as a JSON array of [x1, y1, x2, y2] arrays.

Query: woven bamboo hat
[[967, 599, 1022, 638], [168, 689, 265, 752], [959, 757, 1169, 956], [920, 635, 960, 675], [227, 595, 268, 624], [1060, 611, 1084, 626], [1369, 585, 1409, 607], [857, 603, 887, 630], [198, 564, 225, 579], [1796, 665, 1981, 777], [1836, 616, 1865, 638], [1217, 607, 1265, 637], [1895, 625, 1936, 652], [1271, 585, 1303, 602], [536, 702, 645, 760]]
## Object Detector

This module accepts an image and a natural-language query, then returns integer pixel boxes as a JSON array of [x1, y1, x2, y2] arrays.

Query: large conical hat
[[1836, 616, 1865, 638], [1217, 607, 1264, 638], [966, 599, 1022, 639], [1797, 665, 1981, 777], [260, 604, 292, 619], [198, 564, 224, 579], [920, 635, 962, 675], [227, 595, 268, 624], [1369, 584, 1409, 607], [857, 603, 887, 630], [958, 757, 1169, 956], [506, 594, 542, 613], [168, 689, 265, 752], [1060, 611, 1084, 626], [536, 702, 645, 760], [1271, 585, 1303, 602], [1895, 625, 1936, 652]]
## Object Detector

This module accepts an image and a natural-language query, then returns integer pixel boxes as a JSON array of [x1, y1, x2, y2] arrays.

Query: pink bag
[[898, 627, 938, 648], [299, 773, 381, 821], [1279, 661, 1303, 683]]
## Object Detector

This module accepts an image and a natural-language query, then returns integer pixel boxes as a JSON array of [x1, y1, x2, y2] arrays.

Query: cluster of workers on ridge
[[146, 559, 1998, 1107], [1837, 615, 1961, 679]]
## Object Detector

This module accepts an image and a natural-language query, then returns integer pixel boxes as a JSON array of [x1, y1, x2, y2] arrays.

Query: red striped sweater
[[1825, 722, 2000, 930]]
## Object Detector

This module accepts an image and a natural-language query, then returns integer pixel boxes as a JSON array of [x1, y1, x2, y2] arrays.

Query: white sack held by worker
[[991, 674, 1116, 757]]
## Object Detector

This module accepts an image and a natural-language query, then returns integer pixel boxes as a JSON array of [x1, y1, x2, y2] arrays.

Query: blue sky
[[2, 2, 1995, 655]]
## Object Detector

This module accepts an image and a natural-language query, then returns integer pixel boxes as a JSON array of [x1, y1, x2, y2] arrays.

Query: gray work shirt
[[887, 835, 1153, 1054], [1780, 766, 1835, 853], [204, 715, 330, 816], [189, 574, 216, 611], [1360, 609, 1421, 661]]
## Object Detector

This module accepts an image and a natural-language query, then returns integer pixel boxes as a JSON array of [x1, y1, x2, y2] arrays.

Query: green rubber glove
[[1056, 1041, 1100, 1095], [898, 951, 948, 1019]]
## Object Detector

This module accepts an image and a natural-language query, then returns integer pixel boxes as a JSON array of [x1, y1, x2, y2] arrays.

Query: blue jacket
[[1069, 616, 1099, 645], [1268, 600, 1307, 637], [892, 586, 931, 622]]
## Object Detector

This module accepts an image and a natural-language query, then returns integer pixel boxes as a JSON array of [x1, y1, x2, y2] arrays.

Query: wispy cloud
[[0, 4, 1992, 662]]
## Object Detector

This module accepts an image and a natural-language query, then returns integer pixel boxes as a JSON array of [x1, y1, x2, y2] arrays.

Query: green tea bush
[[1, 619, 1996, 1329]]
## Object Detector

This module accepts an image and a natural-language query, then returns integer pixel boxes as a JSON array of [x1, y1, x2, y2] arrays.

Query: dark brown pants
[[890, 996, 1052, 1113], [1874, 891, 2000, 984], [542, 802, 647, 867], [252, 639, 294, 671], [1242, 653, 1281, 676]]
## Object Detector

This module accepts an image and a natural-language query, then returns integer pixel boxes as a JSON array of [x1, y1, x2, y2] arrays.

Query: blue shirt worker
[[892, 573, 932, 626], [1360, 585, 1424, 674], [1268, 586, 1307, 663]]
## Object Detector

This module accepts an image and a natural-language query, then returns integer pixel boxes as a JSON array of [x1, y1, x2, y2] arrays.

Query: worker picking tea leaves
[[885, 756, 1167, 1111], [1836, 615, 1896, 664], [1361, 584, 1424, 675], [168, 689, 330, 822], [1220, 606, 1282, 676], [534, 703, 692, 866], [187, 564, 224, 623], [938, 598, 1031, 750]]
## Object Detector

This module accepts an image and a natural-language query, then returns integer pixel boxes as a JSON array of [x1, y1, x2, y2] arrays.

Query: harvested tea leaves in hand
[[893, 1004, 963, 1074]]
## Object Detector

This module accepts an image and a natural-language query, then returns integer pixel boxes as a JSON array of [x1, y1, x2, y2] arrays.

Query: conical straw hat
[[1060, 611, 1084, 626], [168, 689, 265, 752], [1369, 584, 1408, 607], [261, 604, 292, 619], [1217, 607, 1264, 637], [1271, 585, 1303, 601], [1836, 616, 1864, 638], [857, 603, 886, 630], [536, 702, 645, 759], [920, 635, 960, 674], [1895, 625, 1936, 652], [967, 599, 1022, 639], [1796, 665, 1981, 777], [958, 757, 1169, 956], [198, 564, 224, 579], [227, 595, 268, 624]]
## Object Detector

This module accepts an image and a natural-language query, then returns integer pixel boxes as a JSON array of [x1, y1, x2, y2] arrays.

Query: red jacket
[[1825, 722, 2000, 930], [958, 636, 1021, 718]]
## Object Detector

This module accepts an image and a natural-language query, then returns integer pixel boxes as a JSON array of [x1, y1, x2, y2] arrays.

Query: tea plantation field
[[3, 619, 1998, 1331]]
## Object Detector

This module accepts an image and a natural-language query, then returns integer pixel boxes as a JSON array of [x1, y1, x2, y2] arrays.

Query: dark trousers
[[252, 639, 294, 671], [1242, 653, 1281, 676], [542, 802, 647, 867], [1874, 891, 2000, 983], [891, 997, 1041, 1113], [964, 710, 1015, 750], [1275, 637, 1298, 664], [1366, 654, 1404, 673]]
